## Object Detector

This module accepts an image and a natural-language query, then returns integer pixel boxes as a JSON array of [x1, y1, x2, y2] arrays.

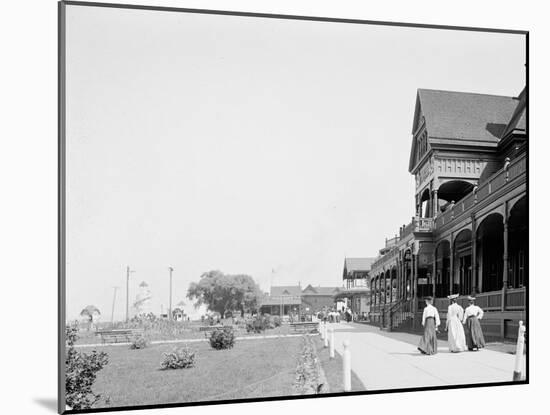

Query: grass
[[76, 324, 295, 345], [314, 337, 366, 393], [91, 336, 302, 408]]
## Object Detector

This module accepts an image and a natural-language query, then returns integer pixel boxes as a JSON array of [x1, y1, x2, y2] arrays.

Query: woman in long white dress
[[446, 294, 467, 352]]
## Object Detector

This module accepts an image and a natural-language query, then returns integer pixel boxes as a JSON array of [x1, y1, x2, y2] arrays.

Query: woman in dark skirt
[[418, 296, 440, 355], [463, 295, 486, 351]]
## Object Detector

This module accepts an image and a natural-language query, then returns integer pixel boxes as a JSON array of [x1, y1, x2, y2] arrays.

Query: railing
[[505, 287, 525, 310], [385, 236, 399, 248], [435, 153, 526, 229], [415, 217, 434, 232], [434, 287, 525, 312], [386, 298, 414, 330], [401, 217, 434, 240]]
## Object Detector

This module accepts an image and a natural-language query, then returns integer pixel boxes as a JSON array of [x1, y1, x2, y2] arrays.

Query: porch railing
[[435, 153, 526, 229], [434, 287, 525, 312]]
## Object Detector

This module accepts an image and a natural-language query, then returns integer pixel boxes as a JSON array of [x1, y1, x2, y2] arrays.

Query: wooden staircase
[[380, 298, 417, 332]]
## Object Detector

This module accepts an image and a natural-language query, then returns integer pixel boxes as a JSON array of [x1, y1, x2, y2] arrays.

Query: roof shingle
[[416, 89, 520, 143]]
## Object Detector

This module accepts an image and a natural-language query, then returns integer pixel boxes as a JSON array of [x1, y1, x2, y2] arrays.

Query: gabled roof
[[410, 89, 520, 171], [343, 258, 375, 273], [302, 284, 340, 296], [501, 87, 526, 139], [270, 285, 302, 297], [415, 89, 519, 141]]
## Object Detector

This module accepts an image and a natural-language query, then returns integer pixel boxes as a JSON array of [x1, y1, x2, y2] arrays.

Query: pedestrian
[[418, 296, 440, 355], [446, 294, 467, 352], [463, 295, 486, 351]]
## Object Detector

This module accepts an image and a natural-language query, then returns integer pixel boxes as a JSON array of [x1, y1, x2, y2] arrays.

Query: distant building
[[133, 281, 152, 316], [333, 258, 375, 319], [80, 305, 101, 330], [259, 285, 302, 316], [301, 285, 340, 314], [172, 301, 187, 322]]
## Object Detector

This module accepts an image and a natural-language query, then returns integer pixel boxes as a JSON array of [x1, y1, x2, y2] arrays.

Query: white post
[[513, 321, 526, 381], [329, 327, 335, 359], [320, 322, 325, 340], [324, 324, 329, 348], [343, 340, 351, 392], [318, 321, 322, 336]]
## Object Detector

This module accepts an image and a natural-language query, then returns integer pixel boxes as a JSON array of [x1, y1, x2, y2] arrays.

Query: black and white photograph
[[57, 1, 529, 413]]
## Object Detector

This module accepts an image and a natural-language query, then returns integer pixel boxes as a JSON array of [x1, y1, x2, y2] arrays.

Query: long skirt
[[447, 317, 467, 352], [464, 316, 485, 350], [418, 317, 438, 355]]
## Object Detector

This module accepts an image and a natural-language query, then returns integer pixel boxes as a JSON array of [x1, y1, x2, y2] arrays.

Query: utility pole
[[168, 267, 174, 320], [110, 286, 119, 326], [126, 266, 136, 323]]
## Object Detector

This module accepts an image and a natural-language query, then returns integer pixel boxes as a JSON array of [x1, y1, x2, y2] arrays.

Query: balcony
[[400, 217, 434, 240], [435, 153, 526, 229]]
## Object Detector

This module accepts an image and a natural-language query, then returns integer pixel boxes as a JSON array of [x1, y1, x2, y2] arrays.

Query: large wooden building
[[368, 88, 527, 341], [259, 285, 341, 316]]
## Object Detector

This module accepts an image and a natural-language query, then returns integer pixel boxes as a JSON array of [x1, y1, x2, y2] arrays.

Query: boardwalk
[[330, 322, 523, 390]]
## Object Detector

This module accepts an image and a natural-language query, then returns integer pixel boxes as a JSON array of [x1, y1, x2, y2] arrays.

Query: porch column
[[471, 215, 477, 295], [432, 248, 437, 298], [401, 260, 407, 300], [449, 235, 454, 295], [383, 272, 386, 305], [390, 270, 394, 303], [502, 219, 509, 311], [413, 254, 418, 312], [433, 189, 439, 216], [428, 188, 432, 218]]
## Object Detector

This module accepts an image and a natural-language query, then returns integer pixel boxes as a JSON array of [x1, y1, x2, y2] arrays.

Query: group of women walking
[[418, 294, 486, 355]]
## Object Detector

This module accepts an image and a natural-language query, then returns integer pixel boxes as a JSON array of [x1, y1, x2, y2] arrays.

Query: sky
[[64, 5, 525, 321]]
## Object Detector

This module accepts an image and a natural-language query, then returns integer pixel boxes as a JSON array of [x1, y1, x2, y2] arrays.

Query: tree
[[187, 270, 263, 317]]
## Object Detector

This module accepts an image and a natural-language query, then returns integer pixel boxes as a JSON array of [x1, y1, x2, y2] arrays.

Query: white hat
[[447, 294, 459, 300]]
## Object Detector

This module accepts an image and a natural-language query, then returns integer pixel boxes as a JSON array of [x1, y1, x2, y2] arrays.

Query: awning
[[333, 288, 370, 300]]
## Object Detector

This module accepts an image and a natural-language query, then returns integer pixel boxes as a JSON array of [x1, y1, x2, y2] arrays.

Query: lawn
[[91, 336, 303, 408], [314, 337, 366, 393], [76, 324, 295, 345]]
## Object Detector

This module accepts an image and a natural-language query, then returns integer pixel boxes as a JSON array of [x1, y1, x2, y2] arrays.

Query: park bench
[[289, 322, 319, 334], [198, 325, 233, 338], [96, 329, 144, 344]]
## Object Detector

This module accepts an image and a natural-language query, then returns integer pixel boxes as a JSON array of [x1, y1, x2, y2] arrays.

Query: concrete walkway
[[329, 322, 523, 390]]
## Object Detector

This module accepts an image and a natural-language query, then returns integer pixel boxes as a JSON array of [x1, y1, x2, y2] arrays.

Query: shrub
[[65, 324, 110, 410], [129, 335, 149, 350], [209, 327, 235, 349], [272, 316, 282, 327], [246, 316, 267, 333], [160, 346, 196, 369]]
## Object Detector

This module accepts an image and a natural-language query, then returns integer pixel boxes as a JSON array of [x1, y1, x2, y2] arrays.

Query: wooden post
[[502, 220, 509, 311], [513, 321, 526, 381], [449, 235, 454, 295], [343, 340, 351, 392], [432, 248, 437, 298], [329, 327, 335, 359], [471, 216, 477, 295]]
